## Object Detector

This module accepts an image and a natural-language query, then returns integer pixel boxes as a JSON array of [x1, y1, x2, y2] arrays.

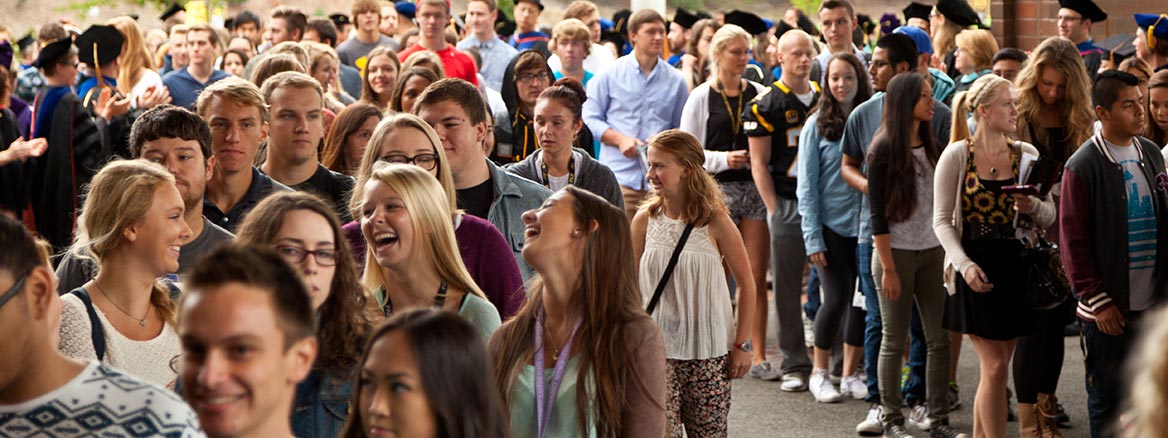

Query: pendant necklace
[[94, 281, 149, 326]]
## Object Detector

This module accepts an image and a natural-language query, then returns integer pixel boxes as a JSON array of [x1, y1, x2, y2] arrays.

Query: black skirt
[[943, 232, 1037, 341]]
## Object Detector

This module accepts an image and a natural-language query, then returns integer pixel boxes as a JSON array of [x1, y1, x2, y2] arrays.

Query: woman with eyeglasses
[[235, 190, 376, 438], [506, 78, 621, 208], [356, 162, 502, 339], [345, 113, 526, 320], [495, 50, 556, 164]]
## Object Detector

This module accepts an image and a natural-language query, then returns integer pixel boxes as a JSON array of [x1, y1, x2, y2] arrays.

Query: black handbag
[[1021, 236, 1070, 310]]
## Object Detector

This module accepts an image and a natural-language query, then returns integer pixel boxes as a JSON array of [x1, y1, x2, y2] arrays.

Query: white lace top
[[59, 293, 182, 389], [639, 214, 734, 360]]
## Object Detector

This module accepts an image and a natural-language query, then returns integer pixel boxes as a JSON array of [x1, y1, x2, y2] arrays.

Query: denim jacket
[[487, 160, 552, 282], [292, 369, 355, 438]]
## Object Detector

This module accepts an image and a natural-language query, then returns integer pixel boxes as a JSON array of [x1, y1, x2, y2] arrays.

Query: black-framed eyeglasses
[[275, 245, 338, 266], [379, 153, 439, 170], [0, 272, 30, 309], [516, 71, 550, 84]]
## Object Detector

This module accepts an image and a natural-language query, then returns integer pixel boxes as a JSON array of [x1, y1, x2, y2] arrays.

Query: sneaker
[[809, 369, 842, 403], [856, 404, 884, 435], [780, 372, 808, 392], [948, 382, 961, 411], [929, 423, 968, 438], [749, 362, 783, 381], [906, 403, 932, 430], [841, 375, 868, 400], [884, 424, 915, 438]]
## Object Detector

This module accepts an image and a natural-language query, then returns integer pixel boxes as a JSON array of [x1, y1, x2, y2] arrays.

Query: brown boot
[[1037, 394, 1063, 438], [1018, 403, 1044, 438]]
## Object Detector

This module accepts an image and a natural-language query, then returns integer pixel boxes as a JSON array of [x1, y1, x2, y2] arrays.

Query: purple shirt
[[344, 213, 526, 319]]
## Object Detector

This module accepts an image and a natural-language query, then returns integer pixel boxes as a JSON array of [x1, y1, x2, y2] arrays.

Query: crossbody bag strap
[[69, 288, 106, 361], [646, 223, 695, 315]]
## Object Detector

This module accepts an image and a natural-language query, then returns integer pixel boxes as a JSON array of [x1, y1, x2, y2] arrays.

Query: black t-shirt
[[457, 178, 494, 220], [707, 84, 760, 183], [291, 164, 356, 223]]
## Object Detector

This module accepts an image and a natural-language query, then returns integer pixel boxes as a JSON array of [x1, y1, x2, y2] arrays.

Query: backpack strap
[[645, 223, 695, 315], [69, 288, 106, 361]]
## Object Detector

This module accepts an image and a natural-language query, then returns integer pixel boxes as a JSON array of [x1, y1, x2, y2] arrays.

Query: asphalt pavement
[[725, 298, 1091, 438]]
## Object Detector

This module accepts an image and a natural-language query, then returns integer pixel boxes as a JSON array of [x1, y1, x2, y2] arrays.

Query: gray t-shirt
[[1105, 140, 1158, 310], [55, 217, 234, 294], [336, 35, 399, 67], [888, 147, 941, 250]]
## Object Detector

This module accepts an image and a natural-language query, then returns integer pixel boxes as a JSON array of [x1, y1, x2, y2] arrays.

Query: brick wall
[[991, 0, 1143, 51]]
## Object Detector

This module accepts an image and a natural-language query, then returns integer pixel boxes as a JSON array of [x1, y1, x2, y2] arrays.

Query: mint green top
[[509, 355, 597, 438], [458, 294, 502, 341]]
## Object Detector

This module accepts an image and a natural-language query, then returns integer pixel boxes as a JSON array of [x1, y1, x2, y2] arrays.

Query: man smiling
[[179, 244, 317, 438]]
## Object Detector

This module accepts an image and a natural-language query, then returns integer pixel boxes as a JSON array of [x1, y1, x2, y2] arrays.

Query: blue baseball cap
[[894, 25, 934, 55]]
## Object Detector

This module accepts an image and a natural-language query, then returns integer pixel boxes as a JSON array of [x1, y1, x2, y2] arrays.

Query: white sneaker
[[856, 404, 884, 435], [840, 375, 868, 400], [780, 372, 808, 392], [809, 369, 842, 403], [748, 362, 783, 381], [906, 403, 932, 431]]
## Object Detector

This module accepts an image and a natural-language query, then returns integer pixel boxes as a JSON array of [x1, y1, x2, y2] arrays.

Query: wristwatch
[[734, 340, 752, 353]]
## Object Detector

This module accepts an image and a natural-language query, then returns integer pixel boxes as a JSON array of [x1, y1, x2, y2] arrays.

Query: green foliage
[[498, 0, 514, 21], [790, 0, 817, 14], [672, 0, 704, 12]]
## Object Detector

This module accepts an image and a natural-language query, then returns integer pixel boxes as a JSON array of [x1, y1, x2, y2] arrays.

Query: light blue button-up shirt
[[457, 34, 518, 92], [797, 112, 860, 255], [583, 55, 688, 190]]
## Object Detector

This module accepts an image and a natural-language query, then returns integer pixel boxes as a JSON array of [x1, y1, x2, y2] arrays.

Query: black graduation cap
[[515, 0, 544, 12], [224, 18, 235, 30], [903, 2, 932, 22], [935, 0, 987, 29], [495, 9, 515, 38], [32, 38, 72, 68], [724, 10, 767, 36], [672, 8, 699, 29], [16, 34, 35, 52], [1096, 32, 1135, 60], [329, 13, 351, 28], [76, 25, 124, 66], [129, 13, 140, 21], [856, 14, 876, 35], [613, 9, 632, 36], [1058, 0, 1107, 23], [160, 2, 185, 21]]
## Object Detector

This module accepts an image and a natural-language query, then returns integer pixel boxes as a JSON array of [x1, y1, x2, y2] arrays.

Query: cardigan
[[679, 80, 769, 176], [932, 139, 1057, 293]]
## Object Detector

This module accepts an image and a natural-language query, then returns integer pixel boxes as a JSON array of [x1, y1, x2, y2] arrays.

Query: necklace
[[544, 320, 572, 361], [981, 144, 1010, 176], [381, 279, 449, 316], [93, 281, 149, 326], [717, 78, 745, 135]]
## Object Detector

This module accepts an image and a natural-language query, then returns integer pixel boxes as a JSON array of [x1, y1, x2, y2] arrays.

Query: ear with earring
[[571, 228, 581, 237]]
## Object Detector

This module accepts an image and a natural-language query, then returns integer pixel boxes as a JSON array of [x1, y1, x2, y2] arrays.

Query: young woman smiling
[[360, 46, 401, 111], [59, 160, 191, 388]]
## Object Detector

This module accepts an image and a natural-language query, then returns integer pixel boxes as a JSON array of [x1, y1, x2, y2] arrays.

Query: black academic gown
[[0, 108, 33, 216], [31, 90, 108, 252]]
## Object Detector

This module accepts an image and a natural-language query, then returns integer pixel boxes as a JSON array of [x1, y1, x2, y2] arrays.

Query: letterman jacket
[[1059, 134, 1168, 320]]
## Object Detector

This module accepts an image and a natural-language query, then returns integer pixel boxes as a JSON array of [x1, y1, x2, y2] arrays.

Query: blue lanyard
[[533, 315, 582, 438]]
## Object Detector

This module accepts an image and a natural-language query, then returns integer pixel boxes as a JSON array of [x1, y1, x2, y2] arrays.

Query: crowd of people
[[1, 0, 1168, 437]]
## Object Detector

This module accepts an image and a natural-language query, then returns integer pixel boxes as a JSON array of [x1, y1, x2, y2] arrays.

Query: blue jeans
[[859, 242, 880, 403], [903, 309, 928, 407], [1081, 314, 1138, 438], [805, 266, 821, 320]]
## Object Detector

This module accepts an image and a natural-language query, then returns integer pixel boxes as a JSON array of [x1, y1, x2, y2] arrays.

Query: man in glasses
[[259, 71, 355, 222], [396, 0, 478, 85], [415, 78, 551, 281], [198, 77, 292, 233], [1057, 0, 1107, 81], [0, 216, 202, 436], [55, 104, 236, 293]]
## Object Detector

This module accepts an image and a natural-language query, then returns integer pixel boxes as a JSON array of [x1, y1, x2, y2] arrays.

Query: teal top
[[509, 355, 597, 438], [459, 294, 502, 341]]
